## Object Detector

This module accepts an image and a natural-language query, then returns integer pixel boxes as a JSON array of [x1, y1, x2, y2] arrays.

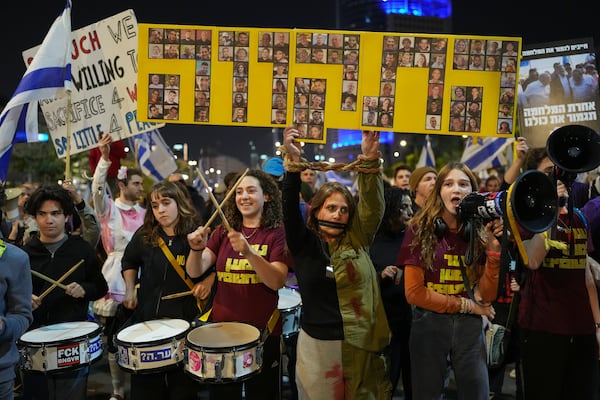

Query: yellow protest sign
[[138, 25, 521, 143]]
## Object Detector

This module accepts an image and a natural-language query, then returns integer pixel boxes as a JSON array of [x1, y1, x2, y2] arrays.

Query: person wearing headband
[[279, 127, 391, 398]]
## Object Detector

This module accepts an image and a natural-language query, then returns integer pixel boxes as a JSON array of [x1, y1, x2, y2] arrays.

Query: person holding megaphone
[[397, 161, 504, 399], [509, 133, 600, 399]]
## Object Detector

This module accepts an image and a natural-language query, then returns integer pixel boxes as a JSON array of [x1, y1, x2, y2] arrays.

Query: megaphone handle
[[465, 220, 475, 266]]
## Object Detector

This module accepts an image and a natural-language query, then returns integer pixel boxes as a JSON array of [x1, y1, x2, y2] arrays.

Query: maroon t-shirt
[[518, 211, 594, 335], [398, 226, 472, 298], [207, 225, 292, 336]]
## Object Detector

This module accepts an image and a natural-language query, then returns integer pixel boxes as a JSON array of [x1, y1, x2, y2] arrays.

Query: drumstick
[[196, 167, 231, 231], [38, 259, 84, 300], [203, 168, 249, 229], [31, 270, 68, 290], [161, 290, 193, 300]]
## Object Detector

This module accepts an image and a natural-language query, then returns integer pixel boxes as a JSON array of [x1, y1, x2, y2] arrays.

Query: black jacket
[[24, 234, 107, 329]]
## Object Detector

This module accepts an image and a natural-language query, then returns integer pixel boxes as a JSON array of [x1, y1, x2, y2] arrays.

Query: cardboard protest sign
[[23, 10, 164, 158]]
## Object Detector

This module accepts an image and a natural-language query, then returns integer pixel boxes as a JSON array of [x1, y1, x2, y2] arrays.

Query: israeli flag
[[132, 129, 177, 182], [416, 135, 436, 168], [0, 1, 72, 181], [461, 137, 514, 172]]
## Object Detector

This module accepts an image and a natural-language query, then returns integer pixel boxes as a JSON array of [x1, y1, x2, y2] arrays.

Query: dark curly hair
[[25, 185, 75, 217], [223, 169, 283, 231]]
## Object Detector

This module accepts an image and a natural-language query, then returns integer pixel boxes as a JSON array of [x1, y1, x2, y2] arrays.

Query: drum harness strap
[[260, 308, 281, 345], [158, 237, 210, 319], [158, 238, 282, 342]]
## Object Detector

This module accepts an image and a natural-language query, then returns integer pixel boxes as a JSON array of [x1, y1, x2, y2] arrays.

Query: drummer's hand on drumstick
[[228, 230, 253, 257], [32, 294, 41, 310], [188, 226, 210, 252], [191, 280, 211, 300], [123, 287, 138, 310], [65, 282, 86, 298]]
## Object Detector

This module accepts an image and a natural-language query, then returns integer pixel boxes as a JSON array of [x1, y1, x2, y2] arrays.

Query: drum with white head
[[18, 321, 103, 373], [115, 318, 189, 373], [185, 322, 262, 383]]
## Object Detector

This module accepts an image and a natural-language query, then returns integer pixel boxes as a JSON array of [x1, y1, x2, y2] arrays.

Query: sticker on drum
[[185, 322, 262, 383], [278, 287, 302, 338], [115, 318, 189, 373], [18, 321, 103, 374]]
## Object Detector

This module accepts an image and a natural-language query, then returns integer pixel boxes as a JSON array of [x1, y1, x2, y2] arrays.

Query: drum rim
[[18, 321, 103, 346], [115, 319, 190, 346]]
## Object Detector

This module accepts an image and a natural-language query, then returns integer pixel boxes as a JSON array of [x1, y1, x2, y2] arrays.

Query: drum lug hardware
[[171, 338, 180, 362], [42, 344, 48, 371], [257, 346, 264, 368], [131, 344, 136, 356], [233, 348, 238, 377], [201, 350, 207, 376], [215, 355, 224, 381], [83, 339, 89, 362]]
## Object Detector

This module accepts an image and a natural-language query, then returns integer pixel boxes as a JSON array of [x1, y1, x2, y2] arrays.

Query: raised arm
[[91, 135, 113, 217], [503, 137, 529, 186]]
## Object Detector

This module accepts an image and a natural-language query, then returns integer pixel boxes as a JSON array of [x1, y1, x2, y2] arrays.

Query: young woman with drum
[[121, 181, 215, 400], [279, 128, 392, 399], [186, 170, 293, 399]]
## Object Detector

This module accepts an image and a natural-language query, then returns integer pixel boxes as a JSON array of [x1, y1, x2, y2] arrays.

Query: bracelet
[[459, 297, 471, 314], [190, 247, 205, 252], [486, 250, 501, 258], [595, 322, 600, 329]]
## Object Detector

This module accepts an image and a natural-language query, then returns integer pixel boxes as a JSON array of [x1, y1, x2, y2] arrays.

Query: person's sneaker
[[509, 368, 516, 379]]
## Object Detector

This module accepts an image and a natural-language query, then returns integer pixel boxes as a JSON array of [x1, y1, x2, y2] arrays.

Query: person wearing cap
[[0, 185, 33, 398], [409, 166, 437, 215], [262, 157, 285, 190], [1, 186, 29, 245]]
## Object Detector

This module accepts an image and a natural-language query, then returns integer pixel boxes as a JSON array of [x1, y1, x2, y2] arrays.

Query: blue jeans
[[410, 307, 489, 400]]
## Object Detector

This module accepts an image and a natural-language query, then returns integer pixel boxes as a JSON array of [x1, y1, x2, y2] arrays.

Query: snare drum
[[278, 287, 302, 338], [18, 321, 103, 374], [115, 318, 189, 373], [185, 322, 262, 383]]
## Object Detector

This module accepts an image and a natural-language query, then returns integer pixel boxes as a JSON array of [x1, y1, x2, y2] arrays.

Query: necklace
[[242, 227, 259, 240]]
